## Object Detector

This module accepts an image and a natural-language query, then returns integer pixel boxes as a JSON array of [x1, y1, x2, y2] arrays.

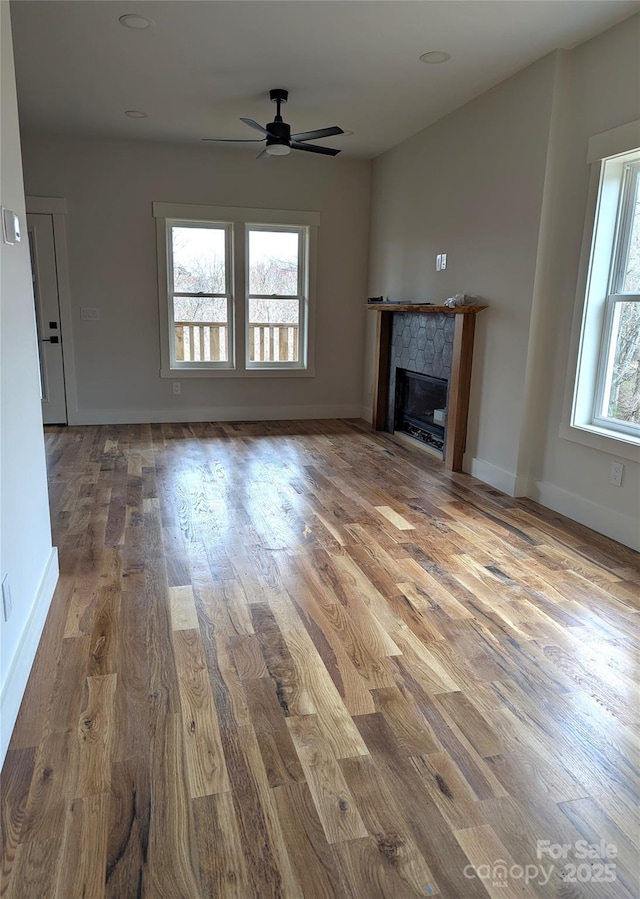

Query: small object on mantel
[[444, 293, 480, 309]]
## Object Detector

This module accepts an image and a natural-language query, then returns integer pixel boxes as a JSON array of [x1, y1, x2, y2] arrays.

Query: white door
[[28, 213, 67, 424]]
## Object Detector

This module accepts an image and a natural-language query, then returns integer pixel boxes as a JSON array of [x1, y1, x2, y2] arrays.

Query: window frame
[[591, 159, 640, 438], [154, 203, 319, 379], [566, 126, 640, 454], [167, 218, 235, 371], [245, 223, 309, 371]]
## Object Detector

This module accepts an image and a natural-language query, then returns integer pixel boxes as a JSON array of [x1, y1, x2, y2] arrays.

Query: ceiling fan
[[203, 89, 344, 158]]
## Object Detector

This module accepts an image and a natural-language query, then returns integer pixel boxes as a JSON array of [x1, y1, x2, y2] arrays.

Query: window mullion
[[233, 222, 245, 371]]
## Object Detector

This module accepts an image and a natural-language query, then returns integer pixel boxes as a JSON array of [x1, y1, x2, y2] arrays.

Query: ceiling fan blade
[[202, 138, 265, 142], [240, 117, 270, 136], [290, 126, 344, 142], [290, 141, 341, 157]]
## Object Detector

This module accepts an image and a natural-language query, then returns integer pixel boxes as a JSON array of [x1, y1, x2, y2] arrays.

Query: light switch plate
[[2, 575, 12, 622], [2, 208, 21, 245]]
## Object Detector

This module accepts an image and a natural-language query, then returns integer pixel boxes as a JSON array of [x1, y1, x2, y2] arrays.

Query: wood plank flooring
[[1, 419, 639, 898]]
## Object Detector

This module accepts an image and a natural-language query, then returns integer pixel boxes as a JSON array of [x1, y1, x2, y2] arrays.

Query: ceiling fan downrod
[[270, 88, 288, 122]]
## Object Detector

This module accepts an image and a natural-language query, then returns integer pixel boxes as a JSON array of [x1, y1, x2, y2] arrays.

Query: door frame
[[26, 196, 79, 425]]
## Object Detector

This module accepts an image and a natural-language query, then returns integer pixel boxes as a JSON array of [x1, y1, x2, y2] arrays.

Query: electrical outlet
[[81, 307, 100, 320], [2, 575, 12, 622], [609, 460, 623, 487], [441, 253, 447, 270], [172, 381, 181, 395]]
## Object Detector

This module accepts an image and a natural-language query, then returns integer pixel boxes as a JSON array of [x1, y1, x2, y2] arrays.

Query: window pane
[[174, 296, 228, 362], [248, 297, 299, 362], [604, 301, 640, 424], [171, 226, 226, 294], [248, 230, 299, 296], [622, 173, 640, 293]]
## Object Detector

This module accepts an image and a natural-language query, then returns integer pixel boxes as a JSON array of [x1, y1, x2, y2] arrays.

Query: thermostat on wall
[[2, 208, 21, 245]]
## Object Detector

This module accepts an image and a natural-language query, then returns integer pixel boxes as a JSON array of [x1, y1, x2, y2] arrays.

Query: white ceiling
[[10, 0, 640, 158]]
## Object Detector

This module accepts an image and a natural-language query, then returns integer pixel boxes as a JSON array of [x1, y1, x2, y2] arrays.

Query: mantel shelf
[[367, 304, 488, 314]]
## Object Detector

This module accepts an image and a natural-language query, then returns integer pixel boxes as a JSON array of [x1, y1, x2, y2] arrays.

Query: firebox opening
[[394, 369, 448, 453]]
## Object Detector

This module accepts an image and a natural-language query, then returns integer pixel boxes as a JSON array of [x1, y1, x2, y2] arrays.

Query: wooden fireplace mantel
[[367, 304, 487, 315], [368, 303, 487, 471]]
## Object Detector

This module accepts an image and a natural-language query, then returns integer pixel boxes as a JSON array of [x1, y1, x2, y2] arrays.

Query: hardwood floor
[[1, 419, 639, 898]]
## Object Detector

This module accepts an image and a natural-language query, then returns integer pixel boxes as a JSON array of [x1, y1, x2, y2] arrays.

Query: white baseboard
[[533, 480, 640, 552], [360, 404, 373, 423], [0, 548, 59, 766], [68, 404, 364, 426], [466, 455, 521, 496]]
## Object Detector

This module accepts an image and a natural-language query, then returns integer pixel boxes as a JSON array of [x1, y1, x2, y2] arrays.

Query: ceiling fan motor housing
[[267, 120, 291, 146]]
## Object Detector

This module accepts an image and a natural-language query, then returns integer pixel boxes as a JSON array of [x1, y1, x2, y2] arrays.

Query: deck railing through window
[[174, 322, 299, 363]]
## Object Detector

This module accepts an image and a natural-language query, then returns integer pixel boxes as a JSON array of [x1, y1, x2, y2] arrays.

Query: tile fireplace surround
[[387, 313, 455, 435], [368, 304, 487, 471]]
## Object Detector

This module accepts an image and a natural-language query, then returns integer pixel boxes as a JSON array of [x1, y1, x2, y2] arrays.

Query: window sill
[[160, 366, 314, 379], [560, 420, 640, 463]]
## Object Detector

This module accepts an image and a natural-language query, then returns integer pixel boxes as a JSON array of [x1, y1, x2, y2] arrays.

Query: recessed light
[[419, 51, 451, 65], [124, 110, 148, 118], [119, 14, 152, 30]]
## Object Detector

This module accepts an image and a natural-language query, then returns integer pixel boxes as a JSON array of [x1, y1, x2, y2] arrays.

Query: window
[[592, 161, 640, 436], [246, 226, 306, 367], [571, 130, 640, 446], [169, 222, 232, 368], [154, 203, 318, 378]]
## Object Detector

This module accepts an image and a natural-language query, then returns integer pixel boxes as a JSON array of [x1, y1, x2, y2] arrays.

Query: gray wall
[[365, 53, 557, 488], [526, 16, 640, 548], [21, 136, 372, 423], [0, 4, 56, 765]]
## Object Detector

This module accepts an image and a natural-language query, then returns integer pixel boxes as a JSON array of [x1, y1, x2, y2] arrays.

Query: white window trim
[[561, 120, 640, 463], [154, 202, 319, 379]]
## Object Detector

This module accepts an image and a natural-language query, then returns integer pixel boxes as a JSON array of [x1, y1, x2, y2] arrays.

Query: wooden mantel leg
[[445, 312, 476, 472]]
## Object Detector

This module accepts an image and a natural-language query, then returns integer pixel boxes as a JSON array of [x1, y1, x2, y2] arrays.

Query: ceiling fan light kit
[[203, 88, 344, 159], [265, 143, 291, 156]]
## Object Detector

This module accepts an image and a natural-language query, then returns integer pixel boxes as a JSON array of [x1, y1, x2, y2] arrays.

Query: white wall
[[528, 14, 640, 550], [20, 135, 371, 424], [365, 14, 640, 550], [0, 4, 58, 765], [365, 54, 557, 492]]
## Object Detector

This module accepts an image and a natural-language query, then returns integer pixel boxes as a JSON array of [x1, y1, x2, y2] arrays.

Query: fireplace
[[369, 304, 486, 470], [394, 369, 448, 451]]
